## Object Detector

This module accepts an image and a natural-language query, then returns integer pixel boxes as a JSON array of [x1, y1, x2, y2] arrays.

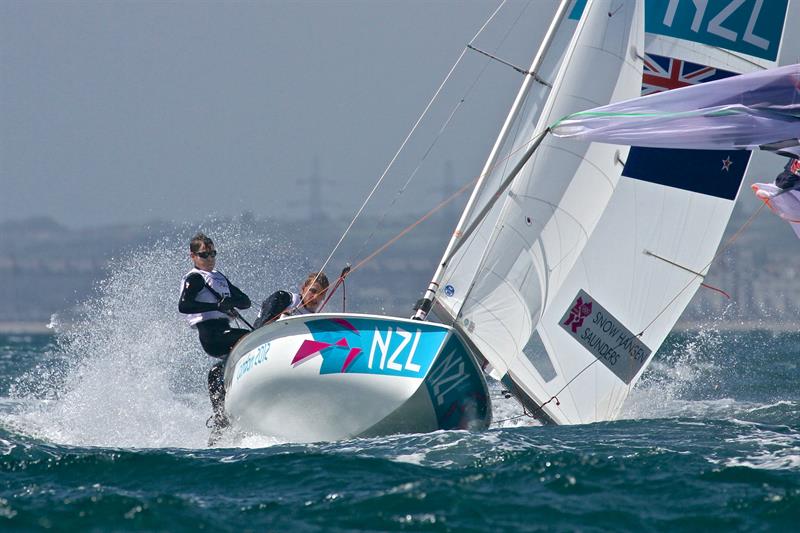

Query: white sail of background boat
[[485, 0, 792, 425], [223, 0, 645, 442]]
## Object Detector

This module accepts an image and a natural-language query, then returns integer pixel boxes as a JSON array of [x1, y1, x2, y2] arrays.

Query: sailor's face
[[191, 243, 216, 271], [300, 281, 326, 311]]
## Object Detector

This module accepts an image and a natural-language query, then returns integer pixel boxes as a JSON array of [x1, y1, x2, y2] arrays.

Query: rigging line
[[518, 358, 600, 421], [347, 127, 552, 277], [350, 97, 466, 263], [348, 176, 480, 275], [635, 201, 767, 337], [467, 44, 528, 74], [390, 4, 538, 285], [700, 282, 731, 299], [494, 414, 527, 424], [313, 1, 509, 280], [443, 129, 550, 265], [466, 45, 552, 87], [644, 250, 706, 277], [712, 46, 769, 70], [351, 0, 532, 263]]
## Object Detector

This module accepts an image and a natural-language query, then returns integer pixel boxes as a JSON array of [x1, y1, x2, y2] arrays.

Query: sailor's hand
[[217, 297, 235, 313]]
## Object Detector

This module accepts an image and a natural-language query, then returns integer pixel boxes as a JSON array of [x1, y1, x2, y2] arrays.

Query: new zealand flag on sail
[[622, 54, 750, 200]]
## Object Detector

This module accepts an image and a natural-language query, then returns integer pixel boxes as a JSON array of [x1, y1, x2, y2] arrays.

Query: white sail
[[515, 0, 792, 425], [434, 0, 645, 383], [433, 3, 579, 326]]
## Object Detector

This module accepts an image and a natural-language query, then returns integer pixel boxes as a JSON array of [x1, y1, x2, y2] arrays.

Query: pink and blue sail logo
[[290, 317, 446, 378]]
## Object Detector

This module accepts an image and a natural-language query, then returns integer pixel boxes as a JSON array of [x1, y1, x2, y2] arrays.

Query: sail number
[[368, 327, 423, 373], [647, 0, 787, 60], [664, 0, 770, 50], [427, 348, 469, 406]]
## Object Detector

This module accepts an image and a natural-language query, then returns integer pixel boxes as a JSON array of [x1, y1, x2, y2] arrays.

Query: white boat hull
[[223, 313, 491, 442]]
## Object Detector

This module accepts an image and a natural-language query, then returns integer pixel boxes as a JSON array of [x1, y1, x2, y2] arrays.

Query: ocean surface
[[1, 327, 798, 532], [0, 235, 796, 531]]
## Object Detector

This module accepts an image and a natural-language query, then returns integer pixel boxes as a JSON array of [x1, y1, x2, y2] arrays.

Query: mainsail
[[511, 0, 792, 424], [432, 0, 645, 383]]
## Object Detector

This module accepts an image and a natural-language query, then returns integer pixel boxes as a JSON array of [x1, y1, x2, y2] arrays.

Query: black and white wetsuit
[[179, 268, 251, 357], [179, 267, 251, 432], [253, 290, 314, 329]]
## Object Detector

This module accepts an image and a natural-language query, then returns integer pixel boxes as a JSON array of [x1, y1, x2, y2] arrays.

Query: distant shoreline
[[0, 322, 54, 334], [0, 320, 795, 335]]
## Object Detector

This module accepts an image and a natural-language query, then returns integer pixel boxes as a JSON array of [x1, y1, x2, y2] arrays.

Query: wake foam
[[6, 223, 301, 449], [619, 326, 731, 421]]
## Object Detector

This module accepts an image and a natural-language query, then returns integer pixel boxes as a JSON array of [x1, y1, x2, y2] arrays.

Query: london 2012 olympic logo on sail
[[559, 289, 652, 385], [563, 297, 592, 333]]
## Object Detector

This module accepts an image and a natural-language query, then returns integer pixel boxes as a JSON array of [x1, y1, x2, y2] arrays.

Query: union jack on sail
[[617, 53, 747, 200], [641, 54, 734, 95]]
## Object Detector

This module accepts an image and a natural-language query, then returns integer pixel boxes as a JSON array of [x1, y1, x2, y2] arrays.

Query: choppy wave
[[2, 416, 799, 530], [1, 228, 799, 530]]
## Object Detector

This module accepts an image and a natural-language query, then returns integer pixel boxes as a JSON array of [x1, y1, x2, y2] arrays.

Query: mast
[[414, 0, 572, 321]]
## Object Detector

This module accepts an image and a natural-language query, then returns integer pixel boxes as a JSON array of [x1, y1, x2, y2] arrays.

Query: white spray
[[8, 223, 302, 448]]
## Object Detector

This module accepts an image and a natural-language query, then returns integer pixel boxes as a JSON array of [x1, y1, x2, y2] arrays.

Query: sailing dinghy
[[222, 0, 644, 442], [224, 314, 490, 442]]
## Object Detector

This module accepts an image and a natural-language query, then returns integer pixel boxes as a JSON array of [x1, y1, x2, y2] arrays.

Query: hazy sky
[[2, 0, 799, 228]]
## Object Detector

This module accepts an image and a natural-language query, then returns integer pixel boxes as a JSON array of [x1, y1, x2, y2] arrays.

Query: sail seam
[[524, 142, 620, 189]]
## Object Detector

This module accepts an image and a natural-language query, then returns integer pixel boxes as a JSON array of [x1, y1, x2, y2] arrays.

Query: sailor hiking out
[[178, 232, 251, 443]]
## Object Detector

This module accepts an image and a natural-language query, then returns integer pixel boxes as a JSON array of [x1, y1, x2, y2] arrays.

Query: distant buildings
[[2, 203, 798, 333]]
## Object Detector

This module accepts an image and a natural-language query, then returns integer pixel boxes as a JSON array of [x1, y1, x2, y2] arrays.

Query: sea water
[[1, 234, 798, 531]]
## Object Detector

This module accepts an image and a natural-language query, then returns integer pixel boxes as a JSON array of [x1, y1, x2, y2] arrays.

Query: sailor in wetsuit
[[178, 232, 251, 438], [253, 272, 329, 328]]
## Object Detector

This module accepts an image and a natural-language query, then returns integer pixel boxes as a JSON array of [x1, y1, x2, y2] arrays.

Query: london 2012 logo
[[291, 318, 363, 373], [563, 297, 593, 333]]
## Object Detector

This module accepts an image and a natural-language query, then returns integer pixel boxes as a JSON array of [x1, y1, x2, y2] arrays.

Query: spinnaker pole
[[413, 0, 572, 320]]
